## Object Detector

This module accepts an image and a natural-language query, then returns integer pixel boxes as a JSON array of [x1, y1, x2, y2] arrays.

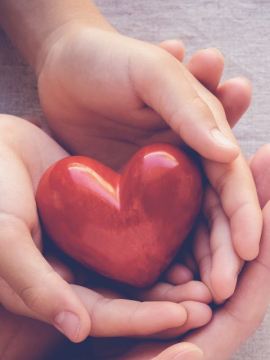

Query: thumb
[[132, 46, 239, 163], [0, 216, 91, 342]]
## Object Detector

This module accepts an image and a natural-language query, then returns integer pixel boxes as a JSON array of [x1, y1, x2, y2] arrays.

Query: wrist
[[0, 0, 116, 75], [36, 19, 116, 76]]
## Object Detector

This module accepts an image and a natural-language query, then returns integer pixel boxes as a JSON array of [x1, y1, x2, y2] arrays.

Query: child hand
[[0, 115, 212, 344]]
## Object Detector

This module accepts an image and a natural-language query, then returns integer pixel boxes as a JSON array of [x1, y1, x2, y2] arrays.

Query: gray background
[[0, 0, 270, 358]]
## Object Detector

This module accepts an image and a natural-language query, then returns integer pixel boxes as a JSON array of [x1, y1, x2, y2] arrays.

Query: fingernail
[[207, 47, 224, 59], [172, 349, 203, 360], [211, 129, 238, 149], [54, 311, 80, 341]]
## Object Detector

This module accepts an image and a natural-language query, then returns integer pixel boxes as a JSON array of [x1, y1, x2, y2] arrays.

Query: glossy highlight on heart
[[36, 143, 203, 287]]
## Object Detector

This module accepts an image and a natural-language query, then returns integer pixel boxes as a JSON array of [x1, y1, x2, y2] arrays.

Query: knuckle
[[190, 95, 206, 109], [18, 270, 59, 315], [19, 284, 44, 311]]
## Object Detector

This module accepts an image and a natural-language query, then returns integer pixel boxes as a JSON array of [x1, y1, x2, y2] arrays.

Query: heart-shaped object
[[36, 143, 203, 287]]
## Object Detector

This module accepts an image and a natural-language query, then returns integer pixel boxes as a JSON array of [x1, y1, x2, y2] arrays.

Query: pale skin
[[103, 143, 270, 360], [0, 49, 261, 360], [1, 117, 270, 360], [0, 42, 250, 342], [0, 0, 262, 349]]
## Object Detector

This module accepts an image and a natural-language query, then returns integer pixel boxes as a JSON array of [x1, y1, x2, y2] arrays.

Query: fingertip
[[191, 129, 239, 164], [164, 264, 194, 285], [192, 282, 213, 304], [158, 39, 186, 62], [231, 204, 262, 261], [180, 301, 212, 328], [216, 77, 252, 128], [210, 129, 240, 161], [157, 302, 188, 329], [53, 299, 91, 343], [186, 47, 224, 93], [210, 269, 237, 301]]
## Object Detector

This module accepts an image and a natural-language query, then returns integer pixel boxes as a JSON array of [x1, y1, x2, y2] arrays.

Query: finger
[[203, 153, 262, 261], [134, 46, 239, 162], [158, 45, 224, 94], [161, 47, 251, 130], [203, 187, 244, 301], [158, 39, 186, 62], [151, 301, 212, 339], [71, 285, 189, 337], [0, 219, 90, 342], [215, 77, 252, 128], [184, 200, 270, 359], [185, 48, 224, 93], [162, 263, 194, 285], [130, 281, 212, 304], [182, 251, 200, 276], [186, 55, 252, 129], [84, 285, 211, 340]]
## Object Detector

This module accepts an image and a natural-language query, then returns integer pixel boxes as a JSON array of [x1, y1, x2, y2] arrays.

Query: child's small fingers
[[216, 77, 252, 128], [71, 285, 188, 337], [186, 48, 225, 93], [0, 219, 91, 342], [203, 187, 244, 301], [130, 281, 212, 304], [182, 251, 200, 276], [162, 263, 194, 285], [150, 301, 212, 339], [158, 39, 186, 62], [134, 48, 239, 162], [159, 44, 224, 95]]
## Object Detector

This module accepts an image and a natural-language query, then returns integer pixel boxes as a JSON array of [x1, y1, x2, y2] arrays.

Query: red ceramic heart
[[36, 143, 203, 287]]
